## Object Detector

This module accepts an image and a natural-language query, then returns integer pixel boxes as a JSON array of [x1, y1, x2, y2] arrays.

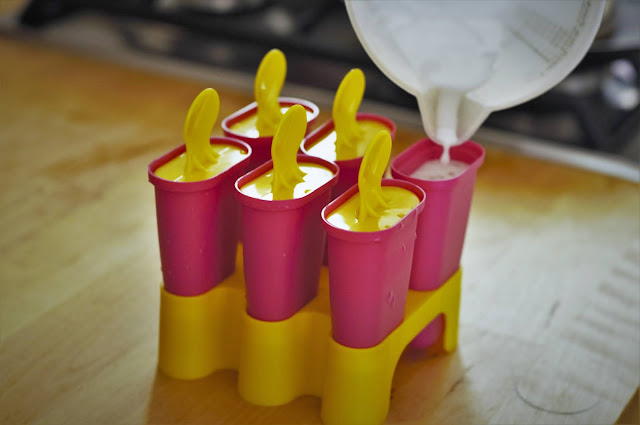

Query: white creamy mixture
[[410, 159, 468, 181], [402, 12, 504, 163], [349, 1, 601, 163], [354, 1, 507, 163]]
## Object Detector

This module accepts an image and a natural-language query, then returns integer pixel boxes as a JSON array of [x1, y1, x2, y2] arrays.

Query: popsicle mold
[[222, 97, 319, 169], [391, 138, 484, 348], [152, 75, 468, 424], [235, 154, 339, 321], [148, 137, 251, 296], [322, 179, 425, 348], [301, 113, 396, 198], [158, 248, 461, 425]]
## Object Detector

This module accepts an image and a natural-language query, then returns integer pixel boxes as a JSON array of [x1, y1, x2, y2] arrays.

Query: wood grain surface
[[0, 37, 638, 425]]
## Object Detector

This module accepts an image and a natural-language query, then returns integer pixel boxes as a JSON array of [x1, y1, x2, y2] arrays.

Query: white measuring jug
[[346, 0, 605, 160]]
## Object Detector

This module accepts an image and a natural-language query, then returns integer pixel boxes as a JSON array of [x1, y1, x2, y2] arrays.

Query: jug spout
[[417, 88, 491, 158], [347, 0, 605, 148]]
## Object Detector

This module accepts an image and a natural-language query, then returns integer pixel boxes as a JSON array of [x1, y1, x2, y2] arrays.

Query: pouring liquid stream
[[411, 15, 502, 165], [348, 1, 605, 167]]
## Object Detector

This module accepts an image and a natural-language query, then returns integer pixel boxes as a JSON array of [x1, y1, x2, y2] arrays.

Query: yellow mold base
[[158, 250, 461, 425]]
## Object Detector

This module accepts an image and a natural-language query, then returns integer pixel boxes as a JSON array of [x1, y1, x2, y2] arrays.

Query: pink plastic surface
[[235, 155, 339, 322], [301, 113, 397, 199], [391, 138, 484, 348], [221, 97, 320, 171], [148, 137, 251, 297], [321, 180, 426, 348]]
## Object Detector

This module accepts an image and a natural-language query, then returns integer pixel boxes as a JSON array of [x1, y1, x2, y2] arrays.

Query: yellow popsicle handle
[[255, 49, 286, 137], [358, 130, 391, 224], [333, 68, 365, 159], [271, 105, 307, 200], [183, 88, 221, 182]]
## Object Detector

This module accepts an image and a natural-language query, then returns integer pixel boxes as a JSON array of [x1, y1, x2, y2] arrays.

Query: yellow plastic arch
[[157, 250, 462, 425]]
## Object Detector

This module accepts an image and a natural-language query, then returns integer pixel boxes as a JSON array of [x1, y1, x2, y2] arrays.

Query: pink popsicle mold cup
[[148, 137, 252, 297], [321, 179, 426, 349], [222, 97, 320, 171], [391, 138, 485, 349], [301, 113, 397, 199], [235, 154, 339, 322]]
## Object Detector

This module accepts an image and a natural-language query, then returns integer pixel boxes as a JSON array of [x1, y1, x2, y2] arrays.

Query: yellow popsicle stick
[[271, 105, 307, 200], [255, 49, 286, 137], [333, 68, 366, 159], [183, 88, 221, 182], [358, 130, 391, 224]]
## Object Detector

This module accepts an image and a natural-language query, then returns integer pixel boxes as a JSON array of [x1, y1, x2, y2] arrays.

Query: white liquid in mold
[[410, 159, 468, 181]]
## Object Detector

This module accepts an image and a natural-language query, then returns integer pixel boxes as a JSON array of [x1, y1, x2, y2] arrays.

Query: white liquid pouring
[[347, 0, 605, 164], [408, 15, 503, 164]]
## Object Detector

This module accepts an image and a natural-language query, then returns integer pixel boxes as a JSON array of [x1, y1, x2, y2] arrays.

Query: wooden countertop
[[0, 38, 638, 425]]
